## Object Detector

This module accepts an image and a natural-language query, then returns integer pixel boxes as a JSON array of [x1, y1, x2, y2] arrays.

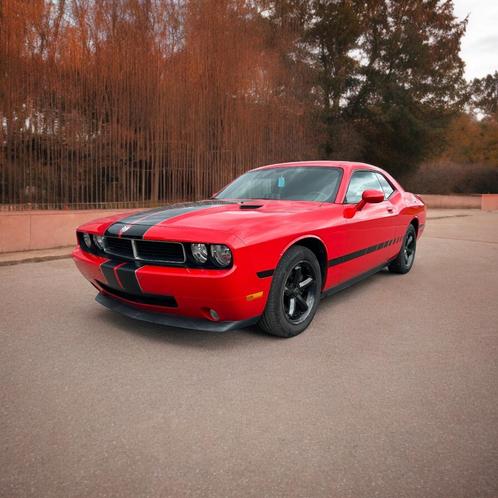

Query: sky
[[453, 0, 498, 80]]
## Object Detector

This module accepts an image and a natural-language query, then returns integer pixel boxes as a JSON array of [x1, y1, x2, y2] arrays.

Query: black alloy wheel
[[282, 261, 318, 325], [259, 245, 322, 338], [403, 230, 416, 268], [388, 224, 417, 274]]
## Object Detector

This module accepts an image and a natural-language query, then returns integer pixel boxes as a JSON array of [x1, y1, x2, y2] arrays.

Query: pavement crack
[[425, 235, 498, 245], [427, 214, 473, 220]]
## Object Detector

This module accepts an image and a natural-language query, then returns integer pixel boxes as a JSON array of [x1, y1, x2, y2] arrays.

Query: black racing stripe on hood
[[105, 200, 235, 238], [118, 200, 234, 226], [111, 205, 177, 225], [105, 223, 149, 239]]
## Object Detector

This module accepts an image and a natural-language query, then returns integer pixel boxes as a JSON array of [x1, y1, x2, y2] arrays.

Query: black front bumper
[[96, 293, 260, 332]]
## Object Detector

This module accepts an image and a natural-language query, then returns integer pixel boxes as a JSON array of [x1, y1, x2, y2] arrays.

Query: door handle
[[387, 207, 394, 213]]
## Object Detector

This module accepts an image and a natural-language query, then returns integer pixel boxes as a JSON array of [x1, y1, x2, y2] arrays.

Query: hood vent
[[239, 203, 263, 210]]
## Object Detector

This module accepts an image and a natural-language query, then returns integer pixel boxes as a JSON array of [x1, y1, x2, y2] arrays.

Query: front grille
[[103, 236, 186, 264], [98, 281, 178, 308], [104, 237, 134, 259], [135, 240, 185, 263]]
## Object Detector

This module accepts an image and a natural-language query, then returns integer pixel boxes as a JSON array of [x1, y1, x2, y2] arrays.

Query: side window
[[345, 171, 383, 204], [375, 173, 395, 199]]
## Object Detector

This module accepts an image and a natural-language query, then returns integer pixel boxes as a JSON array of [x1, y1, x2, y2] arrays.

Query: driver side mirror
[[357, 189, 384, 210], [344, 189, 384, 218]]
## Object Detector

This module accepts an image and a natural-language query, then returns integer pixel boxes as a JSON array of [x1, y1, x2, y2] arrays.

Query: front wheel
[[388, 224, 417, 274], [258, 246, 322, 338]]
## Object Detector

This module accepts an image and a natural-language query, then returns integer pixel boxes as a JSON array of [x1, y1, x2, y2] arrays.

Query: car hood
[[101, 199, 327, 241]]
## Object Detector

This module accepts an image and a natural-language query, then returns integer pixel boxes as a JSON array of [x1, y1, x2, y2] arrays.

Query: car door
[[331, 170, 398, 283], [374, 171, 405, 242]]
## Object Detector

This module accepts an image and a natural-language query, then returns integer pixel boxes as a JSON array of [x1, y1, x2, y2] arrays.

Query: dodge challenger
[[73, 161, 425, 337]]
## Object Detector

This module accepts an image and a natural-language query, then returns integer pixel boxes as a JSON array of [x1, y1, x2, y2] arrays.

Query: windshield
[[215, 167, 343, 202]]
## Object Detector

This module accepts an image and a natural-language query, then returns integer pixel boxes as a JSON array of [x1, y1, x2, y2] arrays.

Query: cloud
[[453, 0, 498, 79], [468, 34, 498, 51]]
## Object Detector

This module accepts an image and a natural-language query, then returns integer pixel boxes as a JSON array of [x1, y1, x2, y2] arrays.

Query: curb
[[0, 253, 72, 267]]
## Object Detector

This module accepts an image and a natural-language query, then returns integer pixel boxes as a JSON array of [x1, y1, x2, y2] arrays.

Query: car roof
[[249, 160, 404, 196], [253, 160, 383, 172]]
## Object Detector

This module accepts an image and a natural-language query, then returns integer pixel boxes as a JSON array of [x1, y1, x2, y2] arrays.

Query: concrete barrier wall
[[1, 194, 497, 253], [481, 194, 498, 211], [0, 209, 135, 254], [419, 194, 482, 209]]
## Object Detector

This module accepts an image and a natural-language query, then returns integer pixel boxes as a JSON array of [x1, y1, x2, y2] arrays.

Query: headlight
[[210, 244, 232, 267], [93, 234, 104, 251], [191, 243, 208, 264], [82, 233, 92, 249]]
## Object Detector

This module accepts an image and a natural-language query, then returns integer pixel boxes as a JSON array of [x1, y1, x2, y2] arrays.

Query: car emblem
[[120, 224, 131, 234]]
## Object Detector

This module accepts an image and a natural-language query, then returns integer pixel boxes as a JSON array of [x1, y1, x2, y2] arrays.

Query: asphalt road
[[1, 210, 497, 498]]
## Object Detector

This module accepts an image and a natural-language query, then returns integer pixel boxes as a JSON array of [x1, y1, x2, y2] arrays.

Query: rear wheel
[[388, 224, 417, 274], [258, 246, 321, 338]]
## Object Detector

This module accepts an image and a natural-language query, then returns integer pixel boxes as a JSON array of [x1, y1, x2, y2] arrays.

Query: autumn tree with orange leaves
[[0, 0, 315, 207]]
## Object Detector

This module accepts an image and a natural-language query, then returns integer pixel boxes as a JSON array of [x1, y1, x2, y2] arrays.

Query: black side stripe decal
[[328, 236, 402, 268], [257, 236, 405, 278], [101, 261, 123, 290], [257, 269, 274, 279], [116, 262, 143, 294]]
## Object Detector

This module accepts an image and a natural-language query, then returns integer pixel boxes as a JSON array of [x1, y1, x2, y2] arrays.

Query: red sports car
[[73, 161, 425, 337]]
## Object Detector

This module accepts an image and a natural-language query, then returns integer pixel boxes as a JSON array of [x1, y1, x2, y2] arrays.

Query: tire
[[388, 224, 417, 274], [258, 246, 322, 338]]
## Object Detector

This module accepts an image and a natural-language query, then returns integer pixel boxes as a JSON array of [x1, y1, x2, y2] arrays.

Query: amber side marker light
[[246, 291, 264, 302]]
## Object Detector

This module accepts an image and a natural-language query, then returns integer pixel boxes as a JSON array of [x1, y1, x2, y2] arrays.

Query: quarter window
[[375, 173, 395, 199], [345, 171, 383, 204]]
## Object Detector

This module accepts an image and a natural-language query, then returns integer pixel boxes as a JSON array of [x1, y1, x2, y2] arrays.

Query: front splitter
[[96, 293, 259, 332]]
